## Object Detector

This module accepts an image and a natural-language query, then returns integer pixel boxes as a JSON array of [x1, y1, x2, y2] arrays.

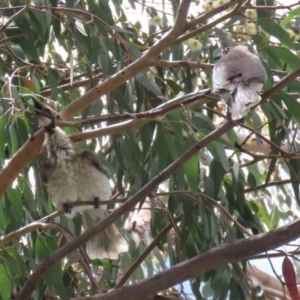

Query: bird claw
[[62, 202, 72, 214], [226, 109, 232, 121], [93, 197, 100, 209]]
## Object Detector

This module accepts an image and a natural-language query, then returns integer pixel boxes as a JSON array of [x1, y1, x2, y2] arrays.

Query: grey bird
[[212, 46, 267, 120], [34, 100, 128, 259]]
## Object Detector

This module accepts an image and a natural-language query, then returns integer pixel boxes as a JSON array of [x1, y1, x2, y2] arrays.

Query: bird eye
[[222, 47, 230, 55]]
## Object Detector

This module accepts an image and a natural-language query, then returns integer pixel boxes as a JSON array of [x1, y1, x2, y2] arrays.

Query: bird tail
[[231, 83, 261, 120], [82, 209, 128, 260]]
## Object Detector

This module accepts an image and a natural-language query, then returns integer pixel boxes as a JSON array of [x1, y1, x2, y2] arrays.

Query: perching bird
[[212, 46, 267, 120], [34, 99, 128, 259]]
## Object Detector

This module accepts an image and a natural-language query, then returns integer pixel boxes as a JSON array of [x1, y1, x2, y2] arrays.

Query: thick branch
[[71, 218, 300, 300]]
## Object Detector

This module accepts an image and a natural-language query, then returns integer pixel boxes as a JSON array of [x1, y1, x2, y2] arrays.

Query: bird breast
[[46, 157, 111, 217]]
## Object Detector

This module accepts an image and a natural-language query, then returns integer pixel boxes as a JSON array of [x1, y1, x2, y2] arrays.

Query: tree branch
[[0, 1, 30, 35], [69, 90, 213, 143], [56, 89, 212, 129], [175, 1, 246, 45], [185, 0, 240, 31], [244, 179, 292, 193], [70, 218, 300, 300], [262, 67, 300, 100]]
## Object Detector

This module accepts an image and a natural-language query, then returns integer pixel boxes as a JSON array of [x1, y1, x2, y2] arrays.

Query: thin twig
[[116, 214, 182, 288], [244, 3, 300, 10], [175, 1, 246, 45], [192, 193, 251, 237], [244, 179, 292, 193], [46, 221, 102, 294], [0, 1, 31, 35]]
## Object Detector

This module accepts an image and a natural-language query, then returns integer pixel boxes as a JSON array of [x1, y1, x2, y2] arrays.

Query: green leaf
[[197, 129, 229, 171], [247, 173, 257, 189], [256, 0, 274, 18], [35, 235, 66, 296], [166, 79, 183, 94], [202, 283, 215, 298], [111, 25, 135, 35], [183, 155, 199, 193], [141, 123, 154, 154], [281, 6, 300, 26], [281, 93, 300, 124], [15, 117, 29, 146], [247, 164, 261, 187], [0, 115, 7, 161], [209, 159, 226, 199], [28, 10, 48, 39], [259, 18, 293, 47], [287, 159, 300, 205], [262, 46, 300, 70], [48, 68, 60, 100], [8, 123, 19, 155], [126, 41, 143, 61], [7, 188, 23, 227], [9, 45, 26, 68], [75, 19, 88, 36], [192, 112, 215, 131], [204, 176, 214, 199], [0, 263, 10, 300], [98, 36, 115, 76], [87, 0, 114, 25], [4, 247, 29, 278], [249, 201, 272, 230], [135, 73, 164, 97], [271, 205, 280, 228], [215, 142, 229, 171], [154, 124, 172, 169]]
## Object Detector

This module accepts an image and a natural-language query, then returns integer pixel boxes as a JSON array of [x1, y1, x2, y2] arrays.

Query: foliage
[[1, 0, 300, 299]]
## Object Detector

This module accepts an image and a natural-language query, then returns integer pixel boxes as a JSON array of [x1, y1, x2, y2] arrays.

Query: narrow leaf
[[259, 18, 293, 47], [281, 6, 300, 26], [282, 257, 298, 300]]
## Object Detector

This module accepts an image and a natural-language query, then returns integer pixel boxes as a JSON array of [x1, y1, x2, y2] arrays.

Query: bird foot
[[93, 197, 100, 209], [226, 107, 234, 121], [62, 202, 73, 214]]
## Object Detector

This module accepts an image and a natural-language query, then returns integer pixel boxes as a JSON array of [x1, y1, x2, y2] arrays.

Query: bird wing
[[79, 150, 109, 176], [40, 162, 52, 184]]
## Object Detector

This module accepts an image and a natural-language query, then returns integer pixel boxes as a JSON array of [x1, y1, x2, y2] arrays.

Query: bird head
[[32, 98, 55, 129]]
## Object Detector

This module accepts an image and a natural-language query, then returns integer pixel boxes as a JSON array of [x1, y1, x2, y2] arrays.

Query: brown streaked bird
[[33, 99, 128, 259], [212, 46, 267, 120]]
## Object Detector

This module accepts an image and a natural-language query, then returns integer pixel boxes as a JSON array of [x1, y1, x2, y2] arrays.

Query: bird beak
[[32, 97, 55, 128]]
